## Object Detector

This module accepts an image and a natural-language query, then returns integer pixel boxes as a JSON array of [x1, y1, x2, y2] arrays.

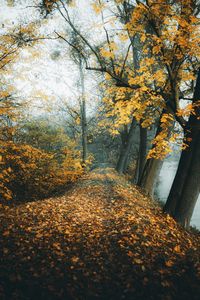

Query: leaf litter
[[0, 168, 200, 300]]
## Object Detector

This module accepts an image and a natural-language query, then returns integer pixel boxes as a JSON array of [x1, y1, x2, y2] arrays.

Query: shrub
[[0, 141, 83, 202]]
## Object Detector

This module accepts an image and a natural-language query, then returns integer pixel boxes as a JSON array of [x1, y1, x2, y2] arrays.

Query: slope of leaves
[[0, 140, 83, 201], [0, 168, 200, 300]]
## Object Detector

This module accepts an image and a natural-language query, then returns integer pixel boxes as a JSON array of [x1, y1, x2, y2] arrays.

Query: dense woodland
[[0, 0, 200, 299]]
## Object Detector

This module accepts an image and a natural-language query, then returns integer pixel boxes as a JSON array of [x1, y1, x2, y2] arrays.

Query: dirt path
[[0, 168, 200, 300]]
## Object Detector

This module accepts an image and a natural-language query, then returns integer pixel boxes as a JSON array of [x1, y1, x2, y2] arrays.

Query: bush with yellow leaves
[[0, 141, 83, 202]]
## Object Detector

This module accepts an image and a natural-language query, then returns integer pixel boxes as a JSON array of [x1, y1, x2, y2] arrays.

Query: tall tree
[[39, 0, 200, 204], [79, 58, 88, 166], [116, 118, 136, 173], [164, 69, 200, 228]]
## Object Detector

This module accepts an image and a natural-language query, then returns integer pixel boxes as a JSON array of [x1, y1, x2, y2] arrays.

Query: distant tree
[[68, 32, 90, 167], [16, 119, 69, 152]]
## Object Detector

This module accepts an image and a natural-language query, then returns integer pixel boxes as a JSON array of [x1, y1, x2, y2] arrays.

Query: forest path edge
[[0, 167, 200, 300]]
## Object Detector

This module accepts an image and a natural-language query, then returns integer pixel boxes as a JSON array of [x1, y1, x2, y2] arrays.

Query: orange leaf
[[71, 256, 79, 263], [127, 251, 134, 257], [165, 260, 174, 267], [2, 230, 10, 237], [53, 242, 61, 250], [174, 245, 181, 253]]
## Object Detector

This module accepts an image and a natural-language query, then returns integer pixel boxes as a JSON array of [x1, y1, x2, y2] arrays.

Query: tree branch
[[57, 0, 104, 68]]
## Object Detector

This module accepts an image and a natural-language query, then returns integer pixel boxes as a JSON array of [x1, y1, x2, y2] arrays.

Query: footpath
[[0, 168, 200, 300]]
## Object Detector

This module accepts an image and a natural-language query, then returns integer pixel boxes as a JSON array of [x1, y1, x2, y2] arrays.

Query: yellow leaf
[[119, 34, 128, 42], [140, 34, 146, 42], [134, 258, 143, 264], [91, 2, 105, 14]]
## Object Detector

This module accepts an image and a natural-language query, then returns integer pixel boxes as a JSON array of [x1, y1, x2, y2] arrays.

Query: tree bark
[[163, 130, 194, 215], [138, 157, 163, 197], [137, 112, 164, 196], [174, 133, 200, 228], [164, 69, 200, 227], [137, 124, 147, 183], [116, 117, 136, 173], [80, 61, 87, 166]]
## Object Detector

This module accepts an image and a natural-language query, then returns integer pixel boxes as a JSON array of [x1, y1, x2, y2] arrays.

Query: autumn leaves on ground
[[0, 167, 200, 300]]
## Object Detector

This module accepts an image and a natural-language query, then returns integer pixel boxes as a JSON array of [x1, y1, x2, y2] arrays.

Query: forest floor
[[0, 167, 200, 300]]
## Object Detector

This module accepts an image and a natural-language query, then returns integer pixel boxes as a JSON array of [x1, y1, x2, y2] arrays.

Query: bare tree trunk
[[123, 143, 132, 172], [174, 133, 200, 228], [164, 131, 194, 215], [116, 126, 128, 173], [133, 150, 139, 184], [80, 62, 87, 166], [116, 118, 136, 174], [137, 113, 164, 196], [138, 158, 163, 197], [164, 69, 200, 227], [137, 124, 147, 183]]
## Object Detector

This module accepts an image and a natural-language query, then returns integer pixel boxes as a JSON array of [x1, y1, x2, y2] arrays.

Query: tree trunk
[[174, 133, 200, 228], [138, 158, 163, 197], [137, 112, 164, 196], [133, 150, 139, 184], [80, 62, 87, 166], [164, 69, 200, 227], [123, 144, 132, 172], [116, 126, 129, 174], [116, 118, 136, 173], [163, 131, 194, 215], [137, 124, 147, 183]]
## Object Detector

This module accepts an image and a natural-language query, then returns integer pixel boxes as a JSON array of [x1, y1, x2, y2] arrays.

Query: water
[[156, 160, 200, 229]]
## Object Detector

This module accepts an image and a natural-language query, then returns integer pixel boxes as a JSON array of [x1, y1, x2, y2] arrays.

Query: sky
[[0, 0, 101, 118]]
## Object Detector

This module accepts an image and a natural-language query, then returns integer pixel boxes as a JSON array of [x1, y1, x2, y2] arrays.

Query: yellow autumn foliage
[[147, 114, 176, 159], [0, 141, 83, 202]]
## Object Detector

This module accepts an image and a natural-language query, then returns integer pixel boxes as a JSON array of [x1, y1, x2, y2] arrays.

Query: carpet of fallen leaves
[[0, 167, 200, 300]]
